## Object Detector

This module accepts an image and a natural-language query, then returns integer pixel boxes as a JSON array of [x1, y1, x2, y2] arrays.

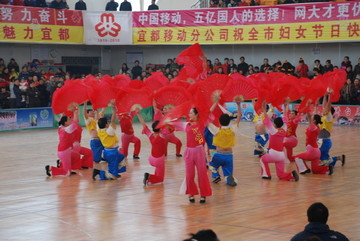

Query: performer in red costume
[[260, 101, 299, 181], [117, 111, 141, 159], [153, 103, 182, 157], [138, 110, 167, 185], [294, 111, 334, 175], [71, 121, 94, 170], [283, 101, 300, 162], [45, 106, 80, 176]]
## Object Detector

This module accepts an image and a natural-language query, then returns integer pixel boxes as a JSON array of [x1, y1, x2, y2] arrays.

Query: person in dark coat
[[131, 60, 142, 80], [119, 0, 132, 11], [27, 81, 41, 108], [148, 0, 159, 10], [291, 202, 349, 241], [75, 0, 86, 10], [105, 0, 118, 11]]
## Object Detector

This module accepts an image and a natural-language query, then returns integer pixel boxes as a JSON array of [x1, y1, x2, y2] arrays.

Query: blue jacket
[[291, 222, 349, 241]]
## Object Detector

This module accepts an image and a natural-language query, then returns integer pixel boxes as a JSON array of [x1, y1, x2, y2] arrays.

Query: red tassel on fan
[[51, 79, 88, 114], [115, 87, 152, 114], [221, 73, 258, 102], [144, 72, 169, 92], [153, 85, 191, 110]]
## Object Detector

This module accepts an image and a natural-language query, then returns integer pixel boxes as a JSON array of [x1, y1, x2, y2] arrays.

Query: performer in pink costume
[[117, 111, 141, 159], [283, 102, 300, 163], [294, 112, 333, 175], [260, 101, 299, 181], [138, 110, 167, 185], [45, 108, 80, 176], [169, 107, 215, 203]]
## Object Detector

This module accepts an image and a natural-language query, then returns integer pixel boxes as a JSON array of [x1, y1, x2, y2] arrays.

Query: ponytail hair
[[58, 115, 68, 127]]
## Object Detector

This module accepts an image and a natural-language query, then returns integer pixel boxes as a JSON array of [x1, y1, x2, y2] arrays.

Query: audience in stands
[[0, 55, 359, 109]]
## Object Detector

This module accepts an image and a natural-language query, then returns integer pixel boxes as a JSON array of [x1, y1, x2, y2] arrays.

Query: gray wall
[[0, 42, 359, 75]]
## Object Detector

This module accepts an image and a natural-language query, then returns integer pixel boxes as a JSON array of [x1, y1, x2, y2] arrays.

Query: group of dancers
[[45, 43, 347, 203]]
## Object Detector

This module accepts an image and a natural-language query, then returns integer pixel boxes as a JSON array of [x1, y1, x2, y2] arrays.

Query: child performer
[[117, 110, 141, 159], [294, 111, 333, 175], [318, 92, 345, 167], [45, 107, 80, 177], [83, 101, 104, 163], [260, 101, 299, 181], [168, 107, 214, 203], [252, 100, 271, 157], [93, 105, 126, 180], [137, 110, 167, 185], [283, 101, 300, 162], [207, 99, 241, 186], [154, 103, 182, 157]]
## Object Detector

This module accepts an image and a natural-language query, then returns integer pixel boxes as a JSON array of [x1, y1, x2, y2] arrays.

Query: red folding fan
[[221, 73, 258, 102], [51, 79, 88, 114], [144, 72, 169, 92], [115, 87, 152, 114], [153, 85, 191, 109]]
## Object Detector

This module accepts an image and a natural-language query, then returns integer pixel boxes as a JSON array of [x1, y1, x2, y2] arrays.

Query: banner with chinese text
[[83, 11, 132, 45], [0, 5, 83, 44], [133, 1, 360, 45]]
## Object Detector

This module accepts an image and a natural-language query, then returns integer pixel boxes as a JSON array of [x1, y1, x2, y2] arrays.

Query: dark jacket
[[75, 1, 86, 10], [105, 1, 118, 11], [148, 3, 159, 10], [290, 222, 349, 241], [131, 65, 142, 79], [237, 62, 249, 75], [120, 1, 132, 11]]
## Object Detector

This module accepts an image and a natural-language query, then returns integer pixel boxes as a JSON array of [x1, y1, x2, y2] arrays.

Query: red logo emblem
[[95, 13, 121, 37]]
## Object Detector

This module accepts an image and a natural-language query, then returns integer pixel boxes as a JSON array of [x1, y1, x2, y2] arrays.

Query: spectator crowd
[[1, 55, 358, 110]]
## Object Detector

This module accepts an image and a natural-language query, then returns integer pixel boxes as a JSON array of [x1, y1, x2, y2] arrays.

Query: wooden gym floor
[[0, 121, 359, 241]]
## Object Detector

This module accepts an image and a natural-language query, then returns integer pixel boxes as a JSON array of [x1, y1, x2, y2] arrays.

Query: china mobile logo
[[95, 13, 121, 37]]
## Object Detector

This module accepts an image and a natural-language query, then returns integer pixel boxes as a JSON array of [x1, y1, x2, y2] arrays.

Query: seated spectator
[[353, 78, 360, 105], [0, 87, 10, 109], [184, 229, 219, 241], [341, 56, 352, 70], [119, 63, 130, 75], [61, 0, 69, 9], [9, 67, 19, 80], [218, 0, 226, 7], [260, 58, 271, 73], [18, 66, 29, 81], [290, 202, 349, 241], [7, 58, 19, 73], [37, 78, 49, 107], [36, 0, 47, 8], [313, 59, 324, 74], [147, 0, 158, 10], [1, 68, 11, 83], [75, 0, 86, 10], [213, 58, 222, 73], [238, 0, 249, 6], [254, 66, 260, 73], [29, 66, 41, 79], [12, 0, 25, 6], [44, 68, 55, 81], [105, 0, 118, 11], [281, 60, 294, 74], [311, 68, 320, 79], [24, 0, 34, 6], [131, 60, 142, 79], [0, 58, 6, 73], [324, 59, 334, 73], [209, 0, 218, 7], [354, 57, 360, 77], [340, 79, 354, 105], [228, 0, 237, 7], [249, 0, 258, 6], [346, 65, 355, 82], [296, 58, 309, 78]]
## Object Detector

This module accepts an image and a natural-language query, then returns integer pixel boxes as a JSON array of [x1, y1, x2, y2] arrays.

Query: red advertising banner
[[0, 5, 83, 44], [133, 1, 360, 44], [293, 104, 360, 126]]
